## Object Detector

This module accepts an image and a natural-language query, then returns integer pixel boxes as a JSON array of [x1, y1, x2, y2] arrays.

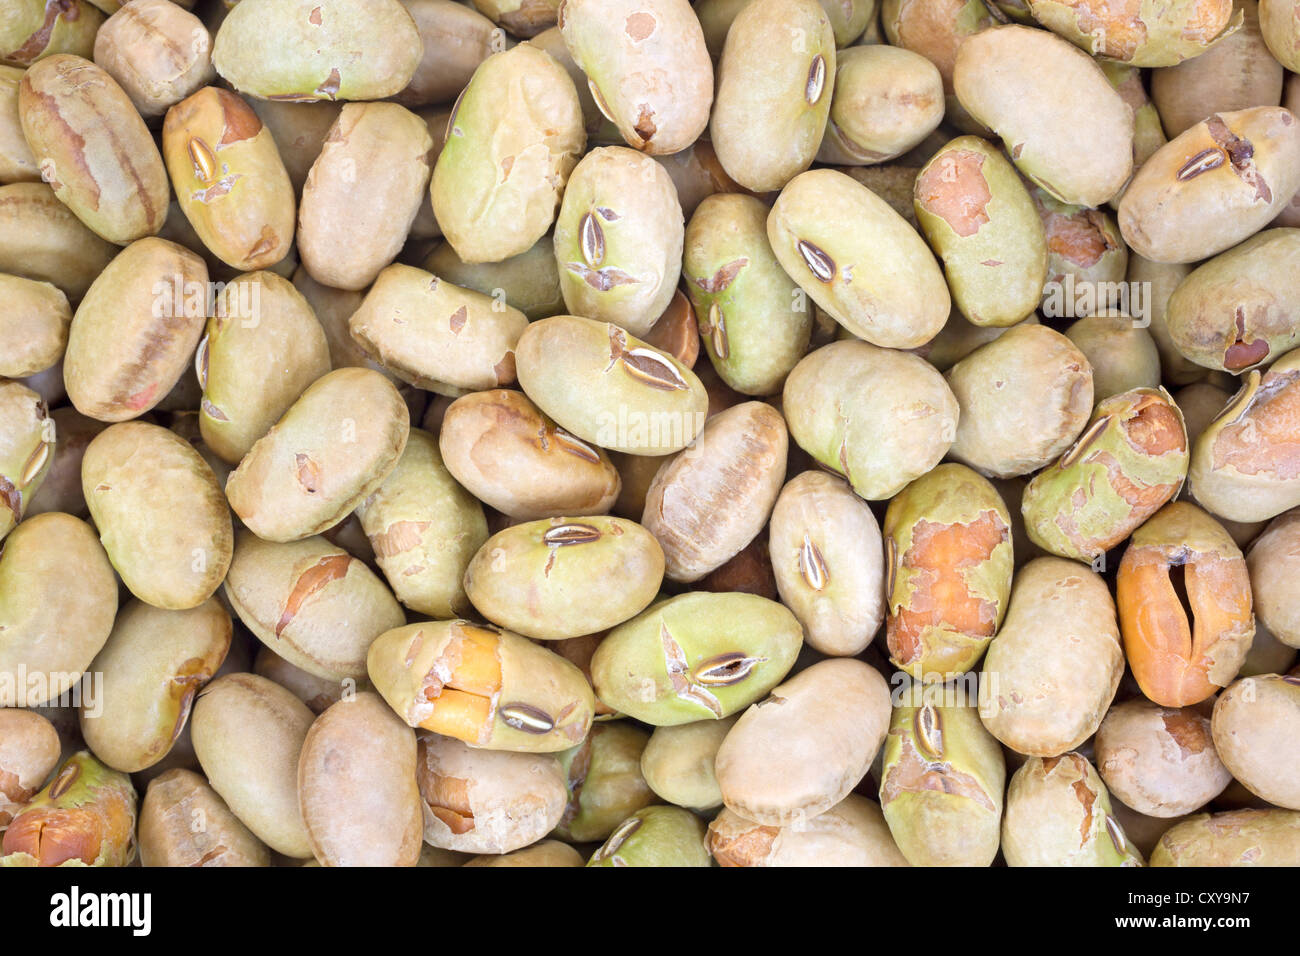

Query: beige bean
[[297, 693, 423, 866]]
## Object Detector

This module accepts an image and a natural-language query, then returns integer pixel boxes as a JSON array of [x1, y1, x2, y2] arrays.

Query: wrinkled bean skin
[[431, 43, 584, 264], [94, 0, 215, 119], [1150, 808, 1300, 865], [19, 55, 169, 243], [138, 769, 271, 867], [63, 238, 209, 423], [642, 401, 787, 583]]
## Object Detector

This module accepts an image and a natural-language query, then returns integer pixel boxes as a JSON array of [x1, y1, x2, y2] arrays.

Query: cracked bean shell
[[79, 598, 231, 774], [93, 0, 214, 118], [715, 658, 891, 827], [558, 0, 712, 156], [416, 732, 566, 854], [0, 710, 60, 829], [298, 102, 432, 290], [298, 692, 423, 866], [138, 768, 270, 867], [1150, 808, 1300, 865], [1030, 183, 1129, 311], [83, 421, 233, 610], [1165, 228, 1300, 374], [198, 270, 332, 465], [817, 45, 943, 168], [953, 25, 1133, 208], [1022, 387, 1189, 563], [438, 389, 621, 520], [190, 673, 314, 859], [1248, 510, 1300, 648], [224, 531, 406, 682], [19, 55, 169, 243], [366, 620, 596, 753], [708, 794, 910, 867], [464, 515, 664, 639], [212, 0, 421, 102], [1187, 347, 1300, 522], [515, 315, 708, 456], [2, 1, 103, 68], [710, 0, 834, 192], [884, 463, 1013, 682], [431, 43, 584, 264], [1118, 501, 1254, 708], [1212, 674, 1300, 810], [768, 470, 885, 657], [553, 145, 683, 336], [979, 557, 1124, 757], [1002, 753, 1144, 866], [0, 379, 54, 542], [640, 715, 736, 811], [0, 751, 135, 867], [878, 695, 1005, 866], [356, 429, 487, 620], [641, 401, 787, 584], [914, 135, 1047, 328], [0, 182, 117, 300], [225, 367, 410, 542], [767, 169, 950, 348], [163, 87, 295, 273], [590, 591, 803, 725], [1095, 699, 1232, 818], [347, 264, 528, 397], [683, 194, 812, 397], [1118, 107, 1300, 264], [1027, 0, 1240, 67], [63, 237, 209, 422], [554, 719, 655, 843], [587, 804, 710, 866], [0, 513, 117, 707], [782, 340, 958, 501]]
